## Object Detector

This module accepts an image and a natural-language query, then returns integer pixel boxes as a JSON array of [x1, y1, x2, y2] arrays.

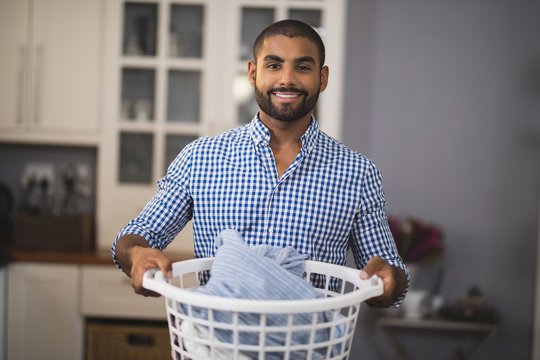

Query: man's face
[[248, 35, 329, 124]]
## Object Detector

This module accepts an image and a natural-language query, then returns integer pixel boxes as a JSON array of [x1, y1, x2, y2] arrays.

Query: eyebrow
[[262, 55, 316, 65]]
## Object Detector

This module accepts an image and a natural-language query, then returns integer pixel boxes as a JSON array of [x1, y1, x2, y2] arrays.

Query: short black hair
[[252, 19, 326, 68]]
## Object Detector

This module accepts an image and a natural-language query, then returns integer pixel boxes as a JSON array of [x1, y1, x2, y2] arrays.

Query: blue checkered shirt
[[113, 115, 408, 304]]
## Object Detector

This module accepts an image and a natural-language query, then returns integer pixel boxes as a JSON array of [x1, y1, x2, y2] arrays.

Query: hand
[[360, 256, 407, 307], [128, 246, 172, 297]]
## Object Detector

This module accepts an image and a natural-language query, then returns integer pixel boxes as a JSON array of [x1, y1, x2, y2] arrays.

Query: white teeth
[[275, 93, 299, 98]]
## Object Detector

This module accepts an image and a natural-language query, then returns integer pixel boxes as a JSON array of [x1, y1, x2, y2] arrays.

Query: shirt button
[[268, 227, 273, 234]]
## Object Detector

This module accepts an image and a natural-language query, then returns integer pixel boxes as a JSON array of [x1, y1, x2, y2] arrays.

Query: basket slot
[[306, 272, 347, 298]]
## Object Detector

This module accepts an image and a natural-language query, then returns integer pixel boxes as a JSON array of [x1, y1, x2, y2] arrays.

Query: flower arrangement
[[388, 216, 445, 263]]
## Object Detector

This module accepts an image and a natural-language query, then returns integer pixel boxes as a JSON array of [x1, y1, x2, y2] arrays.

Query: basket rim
[[143, 259, 383, 313]]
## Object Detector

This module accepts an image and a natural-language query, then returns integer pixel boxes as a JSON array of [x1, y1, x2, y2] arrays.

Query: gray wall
[[343, 0, 540, 359]]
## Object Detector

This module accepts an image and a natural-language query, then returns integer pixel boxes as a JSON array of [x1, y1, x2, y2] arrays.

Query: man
[[113, 19, 409, 307]]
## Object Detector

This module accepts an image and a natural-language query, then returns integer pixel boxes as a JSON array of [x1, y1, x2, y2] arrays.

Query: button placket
[[264, 184, 280, 238]]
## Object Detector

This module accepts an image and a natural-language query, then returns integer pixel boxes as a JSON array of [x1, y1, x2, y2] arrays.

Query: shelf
[[376, 316, 499, 359]]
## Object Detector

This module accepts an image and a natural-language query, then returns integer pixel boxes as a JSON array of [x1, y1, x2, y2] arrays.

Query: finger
[[130, 261, 158, 294], [361, 256, 384, 277], [130, 266, 161, 297], [140, 248, 172, 278], [156, 257, 173, 279]]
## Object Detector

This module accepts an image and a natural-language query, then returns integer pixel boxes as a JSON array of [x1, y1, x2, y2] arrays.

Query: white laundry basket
[[143, 258, 383, 360]]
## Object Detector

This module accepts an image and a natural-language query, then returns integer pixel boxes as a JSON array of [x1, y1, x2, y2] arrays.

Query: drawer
[[85, 319, 170, 360], [81, 265, 166, 320]]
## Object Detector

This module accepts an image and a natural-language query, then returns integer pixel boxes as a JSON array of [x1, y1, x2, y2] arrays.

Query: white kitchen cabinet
[[0, 0, 103, 145], [81, 265, 167, 320], [7, 263, 82, 360], [97, 0, 346, 250]]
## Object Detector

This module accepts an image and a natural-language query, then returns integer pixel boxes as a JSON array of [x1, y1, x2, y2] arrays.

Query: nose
[[279, 65, 296, 87]]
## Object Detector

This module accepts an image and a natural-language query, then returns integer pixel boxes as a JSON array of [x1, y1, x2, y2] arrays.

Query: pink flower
[[388, 215, 445, 263]]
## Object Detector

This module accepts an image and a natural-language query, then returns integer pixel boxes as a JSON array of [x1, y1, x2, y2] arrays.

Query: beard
[[254, 85, 319, 123]]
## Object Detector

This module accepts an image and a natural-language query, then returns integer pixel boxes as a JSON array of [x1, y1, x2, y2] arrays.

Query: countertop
[[4, 248, 194, 266]]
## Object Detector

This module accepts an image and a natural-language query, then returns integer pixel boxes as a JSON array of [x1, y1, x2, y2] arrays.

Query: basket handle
[[359, 274, 384, 302], [142, 268, 170, 295]]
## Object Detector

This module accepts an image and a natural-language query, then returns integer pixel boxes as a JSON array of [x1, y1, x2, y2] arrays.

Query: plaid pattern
[[113, 115, 408, 304]]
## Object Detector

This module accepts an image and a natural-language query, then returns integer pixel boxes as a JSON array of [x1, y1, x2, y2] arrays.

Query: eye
[[267, 63, 281, 70], [297, 64, 312, 71]]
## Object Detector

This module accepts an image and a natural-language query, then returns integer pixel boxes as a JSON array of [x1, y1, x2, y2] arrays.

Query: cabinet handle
[[126, 333, 155, 347], [34, 46, 44, 124], [17, 46, 27, 125]]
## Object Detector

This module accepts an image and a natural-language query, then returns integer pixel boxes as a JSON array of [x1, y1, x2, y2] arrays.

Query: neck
[[259, 113, 312, 147], [258, 113, 312, 178]]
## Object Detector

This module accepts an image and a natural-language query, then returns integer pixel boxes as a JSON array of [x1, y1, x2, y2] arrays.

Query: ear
[[248, 60, 256, 87], [319, 65, 329, 92]]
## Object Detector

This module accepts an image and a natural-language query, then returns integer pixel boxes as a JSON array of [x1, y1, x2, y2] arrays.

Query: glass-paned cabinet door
[[119, 132, 154, 183], [123, 2, 158, 56], [121, 68, 156, 122], [169, 4, 204, 58], [288, 9, 322, 29], [167, 70, 201, 123], [240, 8, 275, 60]]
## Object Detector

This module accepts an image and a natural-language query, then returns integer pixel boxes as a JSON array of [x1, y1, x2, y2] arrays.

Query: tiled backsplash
[[0, 143, 97, 215]]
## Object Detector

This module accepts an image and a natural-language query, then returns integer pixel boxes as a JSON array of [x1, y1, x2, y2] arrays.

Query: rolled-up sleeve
[[349, 161, 410, 307], [111, 142, 195, 269]]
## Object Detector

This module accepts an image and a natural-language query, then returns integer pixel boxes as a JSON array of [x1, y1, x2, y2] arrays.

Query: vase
[[403, 262, 445, 318], [402, 289, 428, 319]]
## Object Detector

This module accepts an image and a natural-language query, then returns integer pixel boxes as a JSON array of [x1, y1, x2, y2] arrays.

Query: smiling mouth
[[270, 88, 306, 101], [273, 92, 301, 99]]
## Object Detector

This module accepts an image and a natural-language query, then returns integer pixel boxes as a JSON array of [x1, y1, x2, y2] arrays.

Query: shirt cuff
[[111, 226, 152, 270], [386, 260, 411, 308]]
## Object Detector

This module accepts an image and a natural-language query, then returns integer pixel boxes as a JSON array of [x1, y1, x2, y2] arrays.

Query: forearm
[[114, 233, 173, 296], [115, 234, 150, 277]]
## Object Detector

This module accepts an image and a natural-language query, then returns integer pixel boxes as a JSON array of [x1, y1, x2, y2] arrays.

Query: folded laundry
[[179, 229, 346, 359]]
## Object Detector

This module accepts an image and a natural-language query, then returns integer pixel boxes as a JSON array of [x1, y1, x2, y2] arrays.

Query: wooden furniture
[[376, 316, 499, 360]]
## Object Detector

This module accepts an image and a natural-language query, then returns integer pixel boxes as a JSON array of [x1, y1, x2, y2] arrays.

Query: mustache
[[267, 87, 308, 96]]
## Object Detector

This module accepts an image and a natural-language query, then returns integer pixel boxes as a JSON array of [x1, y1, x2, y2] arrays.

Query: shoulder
[[316, 131, 377, 173], [190, 124, 250, 151], [165, 124, 250, 181], [179, 124, 252, 166]]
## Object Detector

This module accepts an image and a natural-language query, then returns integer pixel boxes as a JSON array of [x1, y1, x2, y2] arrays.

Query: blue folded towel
[[181, 230, 346, 359]]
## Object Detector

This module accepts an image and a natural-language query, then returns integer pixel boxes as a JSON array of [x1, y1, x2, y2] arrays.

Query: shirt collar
[[249, 114, 270, 147], [249, 113, 319, 153]]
